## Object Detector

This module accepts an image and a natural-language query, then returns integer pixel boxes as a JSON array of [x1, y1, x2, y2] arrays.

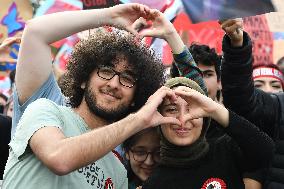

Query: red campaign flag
[[161, 12, 224, 66]]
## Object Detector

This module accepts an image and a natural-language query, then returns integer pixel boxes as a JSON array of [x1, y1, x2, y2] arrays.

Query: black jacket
[[0, 114, 11, 180], [222, 32, 284, 189]]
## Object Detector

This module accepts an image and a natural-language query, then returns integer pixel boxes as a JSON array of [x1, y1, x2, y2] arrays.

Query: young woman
[[122, 128, 160, 189], [141, 77, 274, 189]]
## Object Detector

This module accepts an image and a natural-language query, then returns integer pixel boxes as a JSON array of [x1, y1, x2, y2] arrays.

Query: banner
[[243, 15, 274, 65], [120, 0, 168, 10], [159, 12, 224, 65], [82, 0, 119, 9], [182, 0, 275, 23]]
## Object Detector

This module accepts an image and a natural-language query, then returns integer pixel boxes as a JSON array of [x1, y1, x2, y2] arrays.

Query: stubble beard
[[84, 85, 131, 122]]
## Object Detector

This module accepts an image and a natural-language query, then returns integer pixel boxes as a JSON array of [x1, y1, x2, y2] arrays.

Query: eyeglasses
[[97, 66, 137, 88], [130, 149, 161, 163]]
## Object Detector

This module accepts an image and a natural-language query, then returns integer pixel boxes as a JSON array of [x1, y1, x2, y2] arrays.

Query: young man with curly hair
[[2, 4, 181, 189]]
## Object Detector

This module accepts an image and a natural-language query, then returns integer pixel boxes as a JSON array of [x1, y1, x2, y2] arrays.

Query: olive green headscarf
[[159, 77, 210, 168]]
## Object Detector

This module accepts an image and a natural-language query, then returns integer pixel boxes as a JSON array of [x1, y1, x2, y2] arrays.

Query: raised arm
[[137, 10, 207, 93], [220, 19, 279, 136], [16, 3, 151, 104]]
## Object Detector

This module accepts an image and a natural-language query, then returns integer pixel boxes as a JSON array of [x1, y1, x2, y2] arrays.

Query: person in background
[[220, 18, 284, 189], [0, 93, 8, 114], [122, 128, 160, 189], [0, 37, 20, 115], [253, 63, 284, 93], [188, 44, 222, 101], [3, 96, 13, 118], [0, 37, 19, 185], [8, 69, 16, 96], [0, 114, 11, 181]]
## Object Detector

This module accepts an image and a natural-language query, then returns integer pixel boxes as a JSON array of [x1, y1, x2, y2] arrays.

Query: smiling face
[[83, 55, 136, 121], [159, 95, 203, 146], [125, 129, 160, 182]]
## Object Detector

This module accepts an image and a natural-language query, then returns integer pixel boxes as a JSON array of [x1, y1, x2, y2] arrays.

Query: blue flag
[[182, 0, 275, 23]]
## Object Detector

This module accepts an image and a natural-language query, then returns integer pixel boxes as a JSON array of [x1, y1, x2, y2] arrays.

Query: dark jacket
[[0, 114, 11, 180], [142, 111, 274, 189], [222, 32, 284, 189]]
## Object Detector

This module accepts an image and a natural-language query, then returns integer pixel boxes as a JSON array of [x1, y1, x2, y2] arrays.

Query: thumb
[[132, 17, 148, 31], [139, 28, 160, 38], [125, 26, 139, 35]]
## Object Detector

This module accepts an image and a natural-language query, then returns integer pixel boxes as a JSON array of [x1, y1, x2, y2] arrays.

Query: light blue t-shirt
[[12, 73, 66, 137], [11, 73, 124, 156], [3, 98, 127, 189]]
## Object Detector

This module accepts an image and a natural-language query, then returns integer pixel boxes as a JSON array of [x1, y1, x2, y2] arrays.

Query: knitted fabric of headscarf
[[159, 77, 210, 168]]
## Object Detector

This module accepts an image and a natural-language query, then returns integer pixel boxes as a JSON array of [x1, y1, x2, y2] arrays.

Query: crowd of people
[[0, 3, 283, 189]]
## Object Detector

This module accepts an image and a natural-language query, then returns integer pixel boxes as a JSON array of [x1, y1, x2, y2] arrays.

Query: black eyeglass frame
[[97, 66, 137, 88], [129, 149, 161, 163]]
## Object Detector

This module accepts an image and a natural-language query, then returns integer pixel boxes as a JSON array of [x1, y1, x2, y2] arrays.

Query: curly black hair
[[61, 28, 165, 112]]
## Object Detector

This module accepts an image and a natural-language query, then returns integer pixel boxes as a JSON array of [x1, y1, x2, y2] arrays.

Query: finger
[[220, 19, 243, 32], [144, 9, 160, 20], [136, 4, 150, 18], [0, 58, 17, 63], [218, 19, 227, 25], [146, 86, 176, 106], [143, 6, 151, 16], [174, 86, 194, 92], [159, 117, 181, 126], [183, 113, 204, 121], [139, 28, 160, 38], [2, 37, 21, 46], [147, 86, 174, 102], [125, 26, 138, 35], [174, 87, 199, 97], [224, 24, 242, 35], [219, 19, 237, 29], [132, 17, 148, 32]]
